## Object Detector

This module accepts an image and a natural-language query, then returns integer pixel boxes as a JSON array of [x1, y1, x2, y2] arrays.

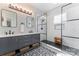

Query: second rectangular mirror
[[26, 16, 34, 28]]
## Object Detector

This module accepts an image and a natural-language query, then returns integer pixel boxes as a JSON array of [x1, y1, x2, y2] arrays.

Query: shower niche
[[37, 16, 47, 41]]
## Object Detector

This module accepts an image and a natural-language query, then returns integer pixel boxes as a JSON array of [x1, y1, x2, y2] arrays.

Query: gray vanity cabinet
[[0, 34, 40, 55]]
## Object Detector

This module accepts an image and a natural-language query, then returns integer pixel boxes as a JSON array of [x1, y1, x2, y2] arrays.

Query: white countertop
[[0, 32, 40, 38]]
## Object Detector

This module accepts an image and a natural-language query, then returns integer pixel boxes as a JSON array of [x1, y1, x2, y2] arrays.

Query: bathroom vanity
[[0, 33, 40, 55]]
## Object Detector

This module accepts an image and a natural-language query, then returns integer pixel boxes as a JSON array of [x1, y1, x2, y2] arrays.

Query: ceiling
[[17, 3, 63, 12], [29, 3, 62, 12]]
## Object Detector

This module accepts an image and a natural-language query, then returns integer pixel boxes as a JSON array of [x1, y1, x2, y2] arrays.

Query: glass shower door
[[61, 3, 79, 56]]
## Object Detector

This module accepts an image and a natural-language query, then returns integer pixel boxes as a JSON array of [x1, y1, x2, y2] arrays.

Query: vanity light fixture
[[9, 4, 32, 15]]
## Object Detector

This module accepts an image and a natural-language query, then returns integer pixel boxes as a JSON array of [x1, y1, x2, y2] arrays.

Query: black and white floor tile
[[23, 46, 57, 56]]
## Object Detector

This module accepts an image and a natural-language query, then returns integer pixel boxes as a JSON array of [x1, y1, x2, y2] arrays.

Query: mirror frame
[[1, 9, 17, 28], [26, 16, 34, 28]]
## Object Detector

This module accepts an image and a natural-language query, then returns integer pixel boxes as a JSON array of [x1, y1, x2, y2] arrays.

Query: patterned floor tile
[[23, 46, 57, 56]]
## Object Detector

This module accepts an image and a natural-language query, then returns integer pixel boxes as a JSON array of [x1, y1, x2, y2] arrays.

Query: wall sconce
[[29, 12, 32, 15], [9, 4, 32, 15], [15, 6, 18, 10], [23, 10, 26, 13], [20, 23, 25, 33]]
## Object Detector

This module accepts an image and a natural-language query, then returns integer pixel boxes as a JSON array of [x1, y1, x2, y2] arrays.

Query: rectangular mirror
[[26, 16, 34, 28], [1, 9, 17, 27]]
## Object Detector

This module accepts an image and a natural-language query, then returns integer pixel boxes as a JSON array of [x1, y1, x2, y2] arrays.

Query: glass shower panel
[[61, 3, 79, 56]]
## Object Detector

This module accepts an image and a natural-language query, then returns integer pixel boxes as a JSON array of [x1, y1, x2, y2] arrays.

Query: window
[[54, 13, 67, 30], [54, 14, 61, 24], [54, 13, 67, 24]]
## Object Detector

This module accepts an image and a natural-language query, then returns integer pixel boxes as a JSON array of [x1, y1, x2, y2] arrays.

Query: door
[[61, 3, 79, 55]]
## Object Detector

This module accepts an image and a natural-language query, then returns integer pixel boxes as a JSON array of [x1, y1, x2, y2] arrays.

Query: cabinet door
[[0, 38, 9, 55], [23, 34, 40, 46], [0, 37, 18, 55], [16, 36, 24, 49], [31, 34, 40, 44], [7, 37, 18, 51], [23, 35, 32, 45]]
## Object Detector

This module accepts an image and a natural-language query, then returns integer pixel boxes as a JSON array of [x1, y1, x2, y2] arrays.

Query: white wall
[[47, 6, 61, 42], [0, 4, 43, 36]]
